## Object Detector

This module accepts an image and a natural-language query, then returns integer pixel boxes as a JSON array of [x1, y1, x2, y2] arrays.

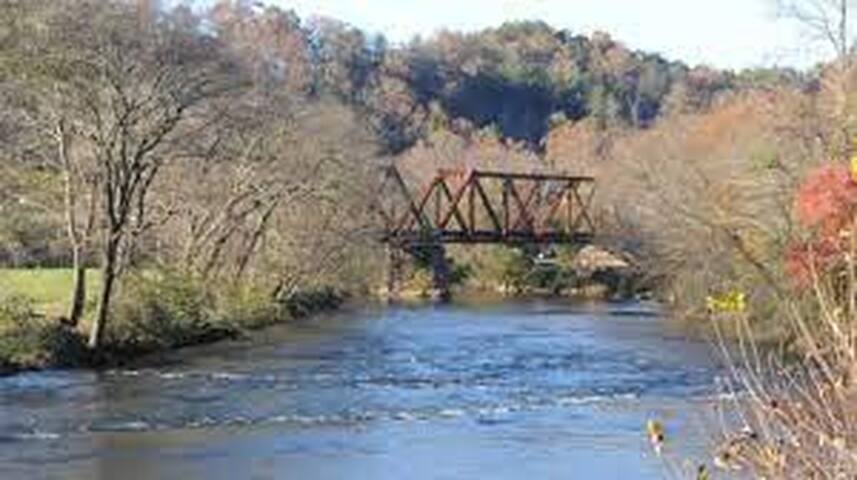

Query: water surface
[[0, 301, 720, 479]]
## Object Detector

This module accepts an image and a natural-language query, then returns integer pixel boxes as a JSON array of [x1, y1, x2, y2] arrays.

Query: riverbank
[[0, 279, 346, 376], [0, 244, 646, 378], [386, 244, 646, 303]]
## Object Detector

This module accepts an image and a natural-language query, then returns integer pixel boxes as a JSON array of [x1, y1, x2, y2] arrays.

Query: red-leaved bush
[[795, 164, 857, 232], [785, 238, 843, 288], [787, 164, 857, 288]]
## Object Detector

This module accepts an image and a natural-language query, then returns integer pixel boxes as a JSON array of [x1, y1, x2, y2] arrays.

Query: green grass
[[0, 268, 101, 318]]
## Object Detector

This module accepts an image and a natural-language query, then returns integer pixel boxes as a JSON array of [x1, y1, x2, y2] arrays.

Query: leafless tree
[[779, 0, 853, 61], [3, 0, 241, 348]]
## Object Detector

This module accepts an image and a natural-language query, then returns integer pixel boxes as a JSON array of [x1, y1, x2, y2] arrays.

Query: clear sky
[[266, 0, 828, 71]]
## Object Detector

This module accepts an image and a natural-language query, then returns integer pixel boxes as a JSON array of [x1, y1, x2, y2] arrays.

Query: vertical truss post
[[566, 180, 574, 236], [502, 179, 511, 237], [468, 176, 476, 237], [434, 178, 443, 229]]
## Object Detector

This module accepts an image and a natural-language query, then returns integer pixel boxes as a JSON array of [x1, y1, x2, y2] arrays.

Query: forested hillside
[[211, 2, 805, 151]]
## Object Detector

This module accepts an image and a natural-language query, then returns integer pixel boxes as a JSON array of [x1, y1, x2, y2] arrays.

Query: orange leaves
[[795, 164, 857, 233], [683, 99, 760, 156], [785, 238, 842, 289], [786, 163, 857, 289], [210, 1, 313, 92]]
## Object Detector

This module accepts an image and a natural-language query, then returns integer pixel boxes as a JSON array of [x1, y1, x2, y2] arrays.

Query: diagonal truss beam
[[377, 166, 595, 245]]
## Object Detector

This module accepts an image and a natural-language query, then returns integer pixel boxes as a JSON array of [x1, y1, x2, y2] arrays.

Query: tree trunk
[[89, 236, 119, 350], [58, 118, 86, 326], [67, 249, 86, 327]]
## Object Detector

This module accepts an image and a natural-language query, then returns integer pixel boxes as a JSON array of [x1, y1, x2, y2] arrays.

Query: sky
[[264, 0, 830, 71]]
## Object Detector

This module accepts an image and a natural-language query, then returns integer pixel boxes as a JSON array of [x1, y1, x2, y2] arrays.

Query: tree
[[4, 0, 240, 348], [210, 0, 313, 94], [780, 0, 857, 160], [307, 17, 380, 100], [779, 0, 853, 61]]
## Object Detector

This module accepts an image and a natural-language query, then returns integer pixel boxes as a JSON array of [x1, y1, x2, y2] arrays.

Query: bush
[[0, 266, 348, 370], [108, 271, 236, 352], [216, 283, 283, 330], [697, 162, 857, 478], [489, 247, 533, 294], [403, 269, 434, 297], [280, 287, 344, 318], [0, 295, 85, 369], [107, 270, 345, 356]]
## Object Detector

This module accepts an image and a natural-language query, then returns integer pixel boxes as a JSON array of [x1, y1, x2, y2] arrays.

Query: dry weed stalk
[[709, 224, 857, 478]]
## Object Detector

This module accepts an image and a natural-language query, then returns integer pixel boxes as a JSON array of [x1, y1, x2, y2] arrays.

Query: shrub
[[403, 268, 435, 297], [280, 287, 344, 318], [108, 271, 236, 352], [216, 284, 283, 330], [107, 269, 345, 355], [0, 295, 85, 369]]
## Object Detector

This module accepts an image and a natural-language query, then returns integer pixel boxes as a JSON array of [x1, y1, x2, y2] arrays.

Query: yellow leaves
[[646, 419, 665, 456], [850, 153, 857, 183], [758, 445, 786, 472], [706, 290, 747, 314]]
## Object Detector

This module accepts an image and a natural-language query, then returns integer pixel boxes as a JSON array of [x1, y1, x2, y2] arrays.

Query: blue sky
[[264, 0, 827, 70]]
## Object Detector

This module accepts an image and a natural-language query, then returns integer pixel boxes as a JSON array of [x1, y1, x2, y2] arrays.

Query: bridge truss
[[375, 166, 596, 247], [372, 165, 596, 300]]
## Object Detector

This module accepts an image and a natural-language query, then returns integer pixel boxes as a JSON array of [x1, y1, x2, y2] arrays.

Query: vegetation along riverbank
[[0, 268, 345, 373]]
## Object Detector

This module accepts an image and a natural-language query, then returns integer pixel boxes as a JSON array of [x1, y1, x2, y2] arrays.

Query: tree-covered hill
[[211, 2, 807, 153]]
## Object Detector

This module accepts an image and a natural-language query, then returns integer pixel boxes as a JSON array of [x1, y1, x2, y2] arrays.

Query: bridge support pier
[[385, 243, 451, 302], [386, 244, 406, 301], [427, 244, 451, 302]]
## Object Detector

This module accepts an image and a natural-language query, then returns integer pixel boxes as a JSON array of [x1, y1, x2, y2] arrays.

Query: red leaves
[[795, 164, 857, 234], [785, 238, 842, 289], [787, 164, 857, 289]]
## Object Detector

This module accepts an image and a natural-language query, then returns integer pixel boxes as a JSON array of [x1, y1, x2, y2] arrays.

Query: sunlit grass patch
[[0, 268, 101, 318]]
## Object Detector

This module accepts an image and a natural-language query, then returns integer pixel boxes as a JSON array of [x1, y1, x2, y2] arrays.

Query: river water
[[0, 301, 722, 479]]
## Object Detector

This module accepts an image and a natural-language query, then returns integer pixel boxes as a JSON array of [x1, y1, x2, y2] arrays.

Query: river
[[0, 301, 722, 479]]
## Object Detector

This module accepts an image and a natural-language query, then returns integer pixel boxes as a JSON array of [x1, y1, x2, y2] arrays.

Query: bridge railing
[[373, 166, 595, 246]]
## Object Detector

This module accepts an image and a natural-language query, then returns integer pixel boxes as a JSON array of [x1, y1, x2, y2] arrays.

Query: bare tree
[[4, 1, 241, 348], [779, 0, 853, 61], [779, 0, 857, 160]]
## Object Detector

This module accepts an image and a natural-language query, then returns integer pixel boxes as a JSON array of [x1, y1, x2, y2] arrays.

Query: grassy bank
[[0, 269, 345, 374], [0, 268, 101, 318]]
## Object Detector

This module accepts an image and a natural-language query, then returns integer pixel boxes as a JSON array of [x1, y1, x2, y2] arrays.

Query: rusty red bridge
[[374, 166, 596, 246], [372, 166, 596, 299]]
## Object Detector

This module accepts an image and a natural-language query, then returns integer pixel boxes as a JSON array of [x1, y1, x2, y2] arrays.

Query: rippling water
[[0, 301, 721, 479]]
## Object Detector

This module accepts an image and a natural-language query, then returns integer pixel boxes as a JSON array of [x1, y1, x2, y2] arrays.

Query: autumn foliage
[[786, 163, 857, 288]]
